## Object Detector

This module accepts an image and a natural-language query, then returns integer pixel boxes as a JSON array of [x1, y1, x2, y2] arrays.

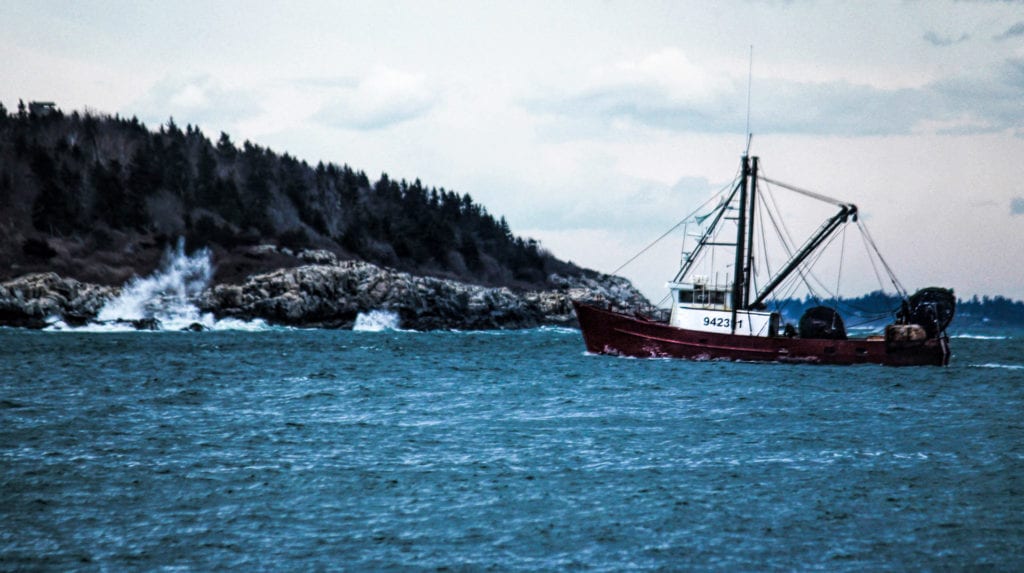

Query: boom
[[751, 202, 857, 307]]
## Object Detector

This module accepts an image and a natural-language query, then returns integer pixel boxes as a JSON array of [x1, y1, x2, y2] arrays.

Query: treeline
[[772, 291, 905, 329], [955, 295, 1024, 327], [0, 100, 576, 287], [773, 291, 1024, 328]]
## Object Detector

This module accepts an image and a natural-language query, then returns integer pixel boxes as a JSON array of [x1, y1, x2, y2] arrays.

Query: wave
[[344, 321, 579, 336], [970, 363, 1024, 370], [953, 334, 1011, 340], [353, 310, 403, 332], [45, 316, 276, 333], [438, 325, 580, 336], [44, 239, 271, 332], [533, 325, 580, 335]]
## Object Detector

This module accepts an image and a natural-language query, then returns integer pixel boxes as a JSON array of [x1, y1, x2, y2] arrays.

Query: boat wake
[[45, 239, 270, 332]]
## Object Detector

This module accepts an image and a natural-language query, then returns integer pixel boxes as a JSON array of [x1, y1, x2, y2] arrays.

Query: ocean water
[[1, 327, 1022, 571]]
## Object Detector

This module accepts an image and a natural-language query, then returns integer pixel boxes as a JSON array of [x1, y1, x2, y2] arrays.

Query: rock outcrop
[[0, 257, 653, 331], [0, 273, 118, 328], [196, 259, 653, 330]]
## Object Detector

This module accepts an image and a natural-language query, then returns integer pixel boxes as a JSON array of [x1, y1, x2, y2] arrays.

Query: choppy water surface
[[2, 328, 1022, 570]]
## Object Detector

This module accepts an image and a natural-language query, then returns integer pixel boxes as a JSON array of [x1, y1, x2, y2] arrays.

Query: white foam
[[534, 325, 580, 335], [971, 363, 1024, 370], [353, 310, 401, 332], [92, 238, 213, 330], [47, 320, 144, 333], [210, 317, 272, 331], [46, 238, 270, 332], [953, 334, 1010, 340]]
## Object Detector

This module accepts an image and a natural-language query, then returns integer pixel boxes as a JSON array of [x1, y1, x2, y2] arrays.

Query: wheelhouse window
[[677, 285, 728, 306]]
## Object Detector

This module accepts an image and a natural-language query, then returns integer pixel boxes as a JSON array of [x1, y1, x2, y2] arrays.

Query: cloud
[[526, 48, 744, 135], [923, 31, 970, 46], [313, 67, 437, 131], [1012, 197, 1024, 215], [528, 72, 912, 137], [755, 79, 926, 136], [513, 174, 717, 234], [132, 74, 260, 128], [928, 57, 1024, 134], [526, 50, 1024, 138], [994, 21, 1024, 40]]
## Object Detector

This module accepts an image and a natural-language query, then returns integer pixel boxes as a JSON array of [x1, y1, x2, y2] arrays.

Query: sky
[[3, 0, 1023, 301]]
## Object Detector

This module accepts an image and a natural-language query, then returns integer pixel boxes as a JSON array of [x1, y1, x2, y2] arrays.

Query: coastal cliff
[[0, 248, 652, 331]]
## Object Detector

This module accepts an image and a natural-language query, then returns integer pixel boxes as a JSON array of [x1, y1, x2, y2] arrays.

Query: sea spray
[[94, 239, 213, 330], [353, 310, 402, 332], [53, 239, 266, 332]]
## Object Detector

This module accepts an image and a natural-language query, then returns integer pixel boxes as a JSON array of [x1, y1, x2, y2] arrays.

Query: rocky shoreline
[[0, 273, 118, 329], [0, 251, 653, 331]]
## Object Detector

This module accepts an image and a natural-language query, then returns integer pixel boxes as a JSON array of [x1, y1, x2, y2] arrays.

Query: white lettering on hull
[[669, 307, 776, 336]]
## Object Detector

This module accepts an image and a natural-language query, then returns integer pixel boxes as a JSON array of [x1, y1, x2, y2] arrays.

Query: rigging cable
[[859, 226, 889, 296], [856, 219, 907, 298], [757, 193, 774, 280], [759, 175, 850, 208], [787, 227, 895, 322], [609, 174, 739, 277], [839, 228, 907, 317], [801, 228, 846, 298], [758, 177, 822, 299], [759, 171, 853, 301], [755, 179, 824, 312], [610, 218, 690, 278], [833, 225, 847, 311], [768, 220, 847, 305], [795, 218, 900, 320], [758, 170, 799, 248], [751, 190, 774, 307]]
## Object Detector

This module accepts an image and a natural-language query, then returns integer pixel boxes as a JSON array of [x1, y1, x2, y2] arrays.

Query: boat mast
[[731, 156, 750, 333], [743, 157, 759, 309]]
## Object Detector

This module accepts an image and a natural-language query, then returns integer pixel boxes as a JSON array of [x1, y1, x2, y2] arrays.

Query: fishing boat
[[574, 152, 954, 366]]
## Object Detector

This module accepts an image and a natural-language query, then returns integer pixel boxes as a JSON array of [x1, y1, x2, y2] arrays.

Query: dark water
[[2, 327, 1022, 571]]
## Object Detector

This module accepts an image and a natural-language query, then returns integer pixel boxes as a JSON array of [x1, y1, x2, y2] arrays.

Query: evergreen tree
[[217, 131, 236, 160], [91, 160, 128, 227], [122, 146, 157, 229], [0, 106, 579, 289], [241, 143, 272, 232], [194, 144, 218, 208], [30, 155, 81, 235]]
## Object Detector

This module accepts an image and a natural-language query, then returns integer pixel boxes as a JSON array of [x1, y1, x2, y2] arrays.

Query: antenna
[[744, 45, 753, 156]]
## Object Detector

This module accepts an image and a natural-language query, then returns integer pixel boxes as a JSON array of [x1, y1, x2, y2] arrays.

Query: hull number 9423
[[703, 316, 742, 329]]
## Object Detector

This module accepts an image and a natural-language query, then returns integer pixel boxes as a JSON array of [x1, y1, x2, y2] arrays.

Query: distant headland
[[0, 100, 651, 330], [0, 100, 1020, 331]]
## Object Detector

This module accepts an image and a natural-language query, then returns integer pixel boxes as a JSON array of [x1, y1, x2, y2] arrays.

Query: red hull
[[573, 302, 949, 366]]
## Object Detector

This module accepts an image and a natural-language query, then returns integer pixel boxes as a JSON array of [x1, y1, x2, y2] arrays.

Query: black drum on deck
[[798, 306, 847, 340], [900, 287, 956, 337]]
